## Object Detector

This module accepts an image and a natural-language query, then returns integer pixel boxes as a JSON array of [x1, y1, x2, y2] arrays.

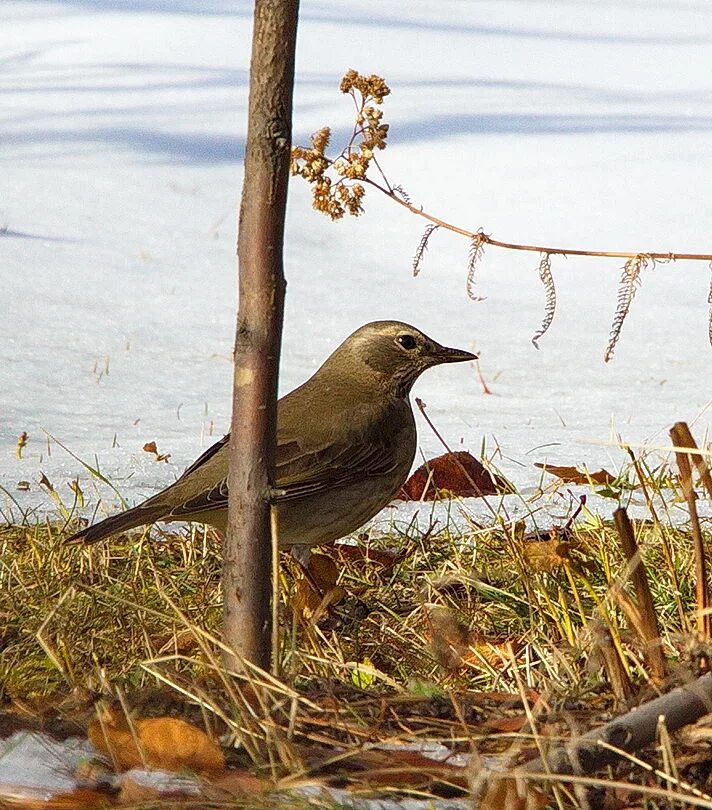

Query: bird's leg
[[290, 544, 326, 597]]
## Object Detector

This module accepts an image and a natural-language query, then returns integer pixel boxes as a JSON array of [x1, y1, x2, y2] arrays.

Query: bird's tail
[[64, 504, 164, 546]]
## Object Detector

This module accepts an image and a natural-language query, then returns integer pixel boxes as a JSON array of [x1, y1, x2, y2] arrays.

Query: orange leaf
[[0, 787, 115, 809], [89, 706, 225, 774], [142, 441, 171, 463], [521, 538, 571, 573]]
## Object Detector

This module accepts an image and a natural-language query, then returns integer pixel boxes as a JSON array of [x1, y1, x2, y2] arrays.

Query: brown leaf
[[308, 553, 338, 591], [206, 769, 273, 799], [479, 776, 549, 809], [118, 771, 198, 804], [534, 462, 616, 486], [335, 747, 469, 791], [428, 607, 521, 672], [89, 705, 225, 774], [292, 577, 345, 624], [480, 715, 529, 734], [397, 451, 508, 500], [142, 441, 171, 463], [521, 538, 571, 573], [330, 542, 409, 571]]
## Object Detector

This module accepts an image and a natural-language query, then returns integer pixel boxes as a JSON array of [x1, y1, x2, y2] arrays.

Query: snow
[[3, 1, 712, 525], [0, 731, 94, 799], [0, 730, 469, 808]]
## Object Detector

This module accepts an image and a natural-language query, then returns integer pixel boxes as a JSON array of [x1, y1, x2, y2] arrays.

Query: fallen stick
[[524, 672, 712, 777]]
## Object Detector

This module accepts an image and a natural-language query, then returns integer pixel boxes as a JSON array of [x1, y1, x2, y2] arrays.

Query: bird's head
[[326, 320, 477, 397]]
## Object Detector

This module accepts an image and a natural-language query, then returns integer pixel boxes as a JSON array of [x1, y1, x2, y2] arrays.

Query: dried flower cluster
[[293, 68, 712, 361], [291, 70, 390, 219]]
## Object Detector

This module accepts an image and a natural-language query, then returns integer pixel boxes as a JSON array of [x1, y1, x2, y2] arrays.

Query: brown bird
[[66, 321, 475, 547]]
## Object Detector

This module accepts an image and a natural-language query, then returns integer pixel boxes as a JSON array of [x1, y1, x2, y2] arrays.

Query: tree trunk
[[223, 0, 299, 670]]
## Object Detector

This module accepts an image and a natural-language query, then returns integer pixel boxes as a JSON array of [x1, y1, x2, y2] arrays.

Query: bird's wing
[[162, 430, 399, 519], [274, 433, 400, 500]]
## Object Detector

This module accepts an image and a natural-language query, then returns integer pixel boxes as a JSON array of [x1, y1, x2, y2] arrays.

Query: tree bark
[[223, 0, 299, 670]]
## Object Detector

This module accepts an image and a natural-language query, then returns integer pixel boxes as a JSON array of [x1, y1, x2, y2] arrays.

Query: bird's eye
[[396, 334, 417, 350]]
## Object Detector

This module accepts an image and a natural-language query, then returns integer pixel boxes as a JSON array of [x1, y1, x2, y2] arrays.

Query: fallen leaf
[[118, 771, 199, 804], [397, 451, 509, 500], [89, 705, 225, 774], [479, 775, 549, 809], [308, 553, 338, 591], [534, 463, 616, 486], [330, 542, 409, 571], [480, 715, 529, 734], [521, 538, 572, 573], [204, 768, 272, 799], [142, 441, 171, 463], [337, 746, 469, 791], [291, 577, 345, 624], [0, 786, 116, 809], [428, 607, 521, 672]]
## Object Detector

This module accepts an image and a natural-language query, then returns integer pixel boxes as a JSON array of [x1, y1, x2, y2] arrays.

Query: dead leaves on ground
[[142, 441, 171, 463], [427, 606, 524, 673], [535, 462, 617, 486], [88, 704, 225, 774], [520, 535, 573, 574], [398, 450, 510, 500], [292, 553, 346, 623]]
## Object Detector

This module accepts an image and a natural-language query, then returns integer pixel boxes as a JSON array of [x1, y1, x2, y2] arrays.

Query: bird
[[65, 321, 476, 548]]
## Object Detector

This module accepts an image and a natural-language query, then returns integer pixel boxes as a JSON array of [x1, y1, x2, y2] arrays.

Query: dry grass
[[2, 448, 712, 807]]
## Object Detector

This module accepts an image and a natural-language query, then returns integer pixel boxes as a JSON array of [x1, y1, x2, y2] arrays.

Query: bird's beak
[[432, 344, 478, 364]]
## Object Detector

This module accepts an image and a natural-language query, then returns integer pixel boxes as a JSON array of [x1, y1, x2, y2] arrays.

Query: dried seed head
[[532, 253, 557, 349]]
